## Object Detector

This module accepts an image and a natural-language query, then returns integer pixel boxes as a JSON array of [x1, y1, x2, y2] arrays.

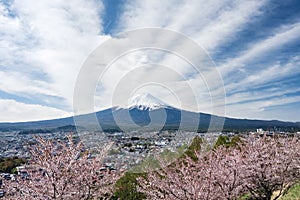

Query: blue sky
[[0, 0, 299, 122]]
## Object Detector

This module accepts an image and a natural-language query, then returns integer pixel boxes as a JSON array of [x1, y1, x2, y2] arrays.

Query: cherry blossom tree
[[206, 147, 247, 200], [138, 146, 247, 200], [138, 153, 210, 200], [3, 134, 299, 200], [242, 136, 300, 200], [3, 135, 121, 199], [138, 135, 300, 200]]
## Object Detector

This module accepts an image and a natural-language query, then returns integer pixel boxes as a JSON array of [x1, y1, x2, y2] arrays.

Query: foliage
[[214, 135, 231, 148], [0, 157, 26, 174], [184, 135, 203, 160], [113, 172, 146, 200], [214, 135, 242, 149]]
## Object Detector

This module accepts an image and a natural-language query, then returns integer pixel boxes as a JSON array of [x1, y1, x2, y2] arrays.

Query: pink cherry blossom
[[3, 135, 121, 199]]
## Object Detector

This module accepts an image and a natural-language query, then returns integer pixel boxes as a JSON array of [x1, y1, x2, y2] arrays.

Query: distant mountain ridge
[[0, 93, 299, 132]]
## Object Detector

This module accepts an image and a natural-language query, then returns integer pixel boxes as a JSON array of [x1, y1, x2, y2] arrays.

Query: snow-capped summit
[[128, 93, 168, 110]]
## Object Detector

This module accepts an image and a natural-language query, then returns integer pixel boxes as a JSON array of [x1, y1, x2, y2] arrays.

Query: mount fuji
[[102, 93, 187, 130], [127, 93, 168, 111], [0, 93, 299, 132]]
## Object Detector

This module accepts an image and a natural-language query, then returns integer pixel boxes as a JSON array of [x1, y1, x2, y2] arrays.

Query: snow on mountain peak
[[128, 93, 168, 110]]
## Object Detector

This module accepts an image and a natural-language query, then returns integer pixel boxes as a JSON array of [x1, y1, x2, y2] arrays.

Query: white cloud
[[0, 99, 71, 122], [87, 0, 299, 121], [90, 43, 225, 116], [0, 0, 299, 122], [220, 22, 300, 76], [226, 95, 300, 122], [223, 56, 300, 121], [0, 0, 109, 115], [118, 0, 267, 51], [225, 56, 300, 93], [0, 71, 58, 96]]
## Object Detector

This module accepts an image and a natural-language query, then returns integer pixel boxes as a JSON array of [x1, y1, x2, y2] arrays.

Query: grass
[[238, 184, 300, 200], [279, 184, 300, 200]]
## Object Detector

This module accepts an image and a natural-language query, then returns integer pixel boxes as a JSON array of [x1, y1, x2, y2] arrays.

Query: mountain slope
[[0, 93, 299, 132]]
